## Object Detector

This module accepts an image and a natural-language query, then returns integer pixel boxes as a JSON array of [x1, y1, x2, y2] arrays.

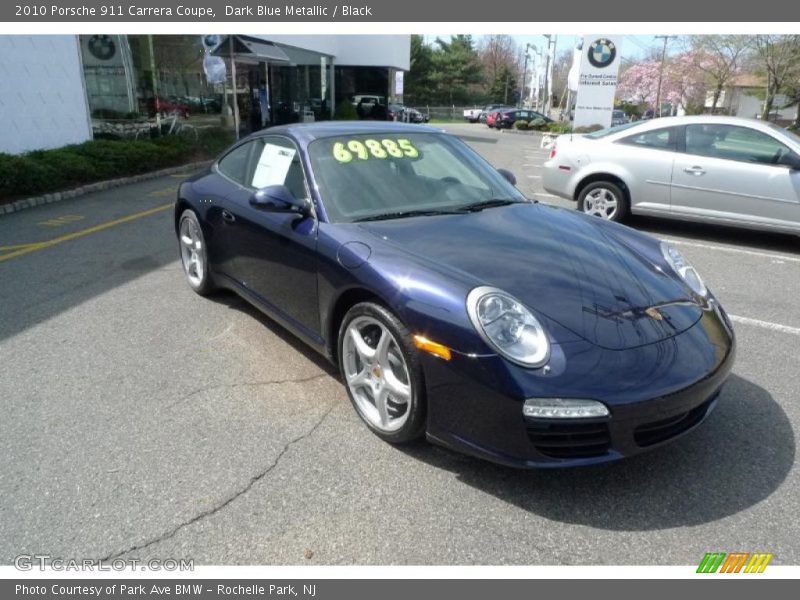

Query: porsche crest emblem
[[645, 307, 664, 321]]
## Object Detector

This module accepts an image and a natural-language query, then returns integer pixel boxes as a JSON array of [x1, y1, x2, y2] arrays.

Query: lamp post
[[529, 44, 542, 110], [520, 43, 534, 108], [543, 34, 557, 116]]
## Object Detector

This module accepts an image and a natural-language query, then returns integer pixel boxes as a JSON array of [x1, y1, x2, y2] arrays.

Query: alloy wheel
[[583, 187, 619, 220], [179, 217, 205, 287], [342, 316, 413, 433]]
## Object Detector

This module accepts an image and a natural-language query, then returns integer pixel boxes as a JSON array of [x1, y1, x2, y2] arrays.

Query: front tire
[[338, 302, 426, 444], [178, 209, 216, 295], [577, 181, 629, 222]]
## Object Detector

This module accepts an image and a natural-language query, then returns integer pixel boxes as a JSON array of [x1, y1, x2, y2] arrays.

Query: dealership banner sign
[[4, 1, 800, 21], [573, 35, 623, 130]]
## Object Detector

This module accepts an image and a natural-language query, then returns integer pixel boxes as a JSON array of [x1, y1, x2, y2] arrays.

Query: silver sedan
[[542, 115, 800, 235]]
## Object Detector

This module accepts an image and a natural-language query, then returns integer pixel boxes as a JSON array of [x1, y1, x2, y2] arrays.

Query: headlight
[[466, 286, 550, 368], [661, 242, 707, 297]]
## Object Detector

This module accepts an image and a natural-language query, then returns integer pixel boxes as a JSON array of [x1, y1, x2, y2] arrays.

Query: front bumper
[[423, 302, 736, 468]]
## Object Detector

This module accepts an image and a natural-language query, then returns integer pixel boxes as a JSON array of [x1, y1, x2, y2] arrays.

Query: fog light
[[523, 398, 609, 419]]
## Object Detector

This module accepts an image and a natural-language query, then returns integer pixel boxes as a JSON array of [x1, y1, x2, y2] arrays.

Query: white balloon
[[203, 55, 227, 85]]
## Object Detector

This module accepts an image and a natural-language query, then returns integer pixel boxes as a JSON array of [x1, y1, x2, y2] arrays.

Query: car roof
[[243, 121, 442, 145], [614, 115, 779, 134]]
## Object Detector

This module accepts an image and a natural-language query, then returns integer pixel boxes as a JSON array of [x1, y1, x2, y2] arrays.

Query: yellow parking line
[[0, 242, 45, 251], [0, 203, 173, 263]]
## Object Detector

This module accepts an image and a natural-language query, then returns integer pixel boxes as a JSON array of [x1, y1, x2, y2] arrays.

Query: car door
[[223, 135, 321, 339], [670, 123, 800, 229], [612, 126, 679, 213], [207, 139, 263, 276]]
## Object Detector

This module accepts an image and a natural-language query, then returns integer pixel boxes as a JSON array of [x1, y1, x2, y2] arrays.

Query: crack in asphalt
[[165, 372, 331, 410], [99, 401, 338, 561]]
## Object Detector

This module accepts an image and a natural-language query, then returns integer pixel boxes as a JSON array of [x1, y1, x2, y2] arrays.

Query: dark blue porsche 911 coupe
[[175, 121, 735, 467]]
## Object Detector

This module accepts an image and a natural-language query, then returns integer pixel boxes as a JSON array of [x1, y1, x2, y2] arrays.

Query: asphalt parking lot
[[0, 122, 798, 565]]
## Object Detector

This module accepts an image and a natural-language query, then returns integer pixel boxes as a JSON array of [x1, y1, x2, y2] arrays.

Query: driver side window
[[685, 124, 793, 166], [250, 137, 309, 199]]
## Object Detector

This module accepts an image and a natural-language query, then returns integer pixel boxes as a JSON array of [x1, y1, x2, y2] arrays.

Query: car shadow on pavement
[[0, 215, 179, 344], [629, 215, 800, 255], [205, 289, 339, 376], [400, 374, 795, 531]]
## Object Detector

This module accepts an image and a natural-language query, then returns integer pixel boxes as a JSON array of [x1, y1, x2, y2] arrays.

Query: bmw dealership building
[[0, 34, 410, 154]]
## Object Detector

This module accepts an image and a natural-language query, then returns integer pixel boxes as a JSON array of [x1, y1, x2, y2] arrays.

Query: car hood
[[357, 203, 702, 350]]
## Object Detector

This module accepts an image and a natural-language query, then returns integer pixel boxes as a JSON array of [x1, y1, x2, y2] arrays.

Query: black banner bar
[[3, 0, 800, 22], [3, 579, 797, 600]]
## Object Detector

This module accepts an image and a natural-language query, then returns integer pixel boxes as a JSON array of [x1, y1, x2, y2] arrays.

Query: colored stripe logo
[[697, 552, 773, 573]]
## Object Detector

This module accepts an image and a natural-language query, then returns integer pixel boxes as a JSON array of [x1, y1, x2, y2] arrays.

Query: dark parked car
[[388, 104, 430, 123], [175, 122, 735, 467], [403, 107, 430, 123], [494, 109, 553, 129]]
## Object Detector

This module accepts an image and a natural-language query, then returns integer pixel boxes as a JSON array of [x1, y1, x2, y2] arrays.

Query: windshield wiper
[[354, 209, 465, 222], [457, 198, 528, 212]]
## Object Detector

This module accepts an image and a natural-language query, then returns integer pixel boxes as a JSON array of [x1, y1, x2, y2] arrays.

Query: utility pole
[[654, 35, 675, 118]]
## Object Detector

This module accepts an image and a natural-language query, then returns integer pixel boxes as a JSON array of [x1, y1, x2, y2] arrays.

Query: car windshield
[[767, 122, 800, 146], [308, 132, 527, 222], [584, 121, 641, 138]]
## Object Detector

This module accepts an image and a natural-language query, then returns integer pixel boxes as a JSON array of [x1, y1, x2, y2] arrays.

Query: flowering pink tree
[[667, 53, 710, 113], [618, 53, 708, 114], [617, 60, 662, 106]]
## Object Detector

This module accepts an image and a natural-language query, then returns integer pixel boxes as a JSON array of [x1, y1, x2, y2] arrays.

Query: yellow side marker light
[[413, 335, 452, 361]]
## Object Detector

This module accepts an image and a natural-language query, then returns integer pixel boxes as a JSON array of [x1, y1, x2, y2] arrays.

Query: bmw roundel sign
[[587, 38, 617, 69]]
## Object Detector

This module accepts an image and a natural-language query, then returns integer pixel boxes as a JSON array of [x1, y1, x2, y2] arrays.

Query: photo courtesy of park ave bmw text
[[0, 0, 799, 595]]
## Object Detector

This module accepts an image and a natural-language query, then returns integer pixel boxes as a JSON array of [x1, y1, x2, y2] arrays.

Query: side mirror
[[782, 152, 800, 171], [250, 185, 312, 216], [497, 168, 517, 186]]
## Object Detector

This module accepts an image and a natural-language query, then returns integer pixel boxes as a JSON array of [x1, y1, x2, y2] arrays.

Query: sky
[[427, 34, 680, 63]]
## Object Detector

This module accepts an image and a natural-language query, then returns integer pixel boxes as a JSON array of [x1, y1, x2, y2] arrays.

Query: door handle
[[221, 209, 236, 223], [683, 166, 706, 176]]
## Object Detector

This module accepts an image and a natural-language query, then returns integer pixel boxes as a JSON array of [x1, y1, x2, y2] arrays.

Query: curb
[[0, 160, 213, 217], [499, 129, 547, 137]]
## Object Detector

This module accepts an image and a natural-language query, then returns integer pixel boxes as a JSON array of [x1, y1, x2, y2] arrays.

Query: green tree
[[687, 35, 752, 113], [488, 65, 518, 105], [429, 35, 484, 105], [404, 34, 435, 106], [753, 35, 800, 121]]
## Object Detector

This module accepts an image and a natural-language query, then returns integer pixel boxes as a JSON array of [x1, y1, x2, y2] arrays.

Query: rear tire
[[577, 181, 629, 223], [178, 209, 216, 296]]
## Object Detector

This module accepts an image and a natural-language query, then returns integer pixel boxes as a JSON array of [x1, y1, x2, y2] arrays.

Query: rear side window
[[618, 127, 676, 151], [217, 141, 256, 185]]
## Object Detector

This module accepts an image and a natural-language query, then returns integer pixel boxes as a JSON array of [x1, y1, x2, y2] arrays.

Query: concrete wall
[[0, 36, 93, 155]]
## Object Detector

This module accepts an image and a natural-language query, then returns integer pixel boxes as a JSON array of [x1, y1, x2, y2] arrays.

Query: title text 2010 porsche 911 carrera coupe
[[175, 122, 735, 468]]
